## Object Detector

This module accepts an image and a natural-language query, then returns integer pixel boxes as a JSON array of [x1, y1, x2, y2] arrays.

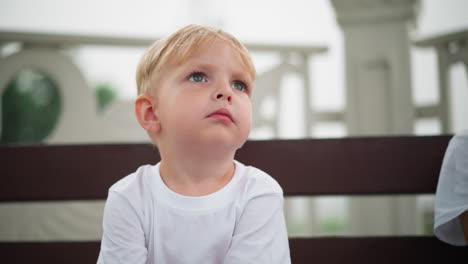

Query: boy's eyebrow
[[184, 61, 215, 71], [184, 61, 253, 82]]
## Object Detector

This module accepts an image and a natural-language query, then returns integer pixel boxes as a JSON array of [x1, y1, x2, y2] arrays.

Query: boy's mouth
[[207, 108, 234, 124]]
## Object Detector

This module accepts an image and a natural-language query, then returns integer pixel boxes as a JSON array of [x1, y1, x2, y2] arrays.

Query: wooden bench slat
[[0, 135, 451, 201], [289, 236, 468, 263], [0, 241, 100, 264], [0, 144, 158, 201], [1, 236, 465, 264], [238, 135, 451, 196]]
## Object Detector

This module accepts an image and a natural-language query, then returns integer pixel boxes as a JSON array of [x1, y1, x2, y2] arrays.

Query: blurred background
[[0, 0, 467, 242]]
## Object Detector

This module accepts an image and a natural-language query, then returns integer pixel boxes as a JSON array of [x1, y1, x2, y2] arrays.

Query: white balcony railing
[[0, 30, 328, 143], [413, 29, 468, 133]]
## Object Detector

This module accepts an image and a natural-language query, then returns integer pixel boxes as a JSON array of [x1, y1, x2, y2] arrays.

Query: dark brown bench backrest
[[1, 135, 467, 263]]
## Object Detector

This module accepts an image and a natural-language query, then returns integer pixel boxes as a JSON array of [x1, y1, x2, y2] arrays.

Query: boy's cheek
[[243, 111, 252, 134]]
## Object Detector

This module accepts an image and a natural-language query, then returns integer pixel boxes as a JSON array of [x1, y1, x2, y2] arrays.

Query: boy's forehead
[[169, 38, 254, 78], [172, 38, 233, 63]]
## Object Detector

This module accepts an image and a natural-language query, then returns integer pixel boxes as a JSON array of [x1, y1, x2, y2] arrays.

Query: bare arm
[[460, 211, 468, 243]]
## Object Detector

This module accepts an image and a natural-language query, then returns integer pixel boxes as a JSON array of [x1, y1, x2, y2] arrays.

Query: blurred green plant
[[286, 219, 307, 236], [1, 69, 61, 144], [95, 82, 117, 113], [1, 70, 118, 144], [423, 211, 435, 235], [319, 217, 346, 234]]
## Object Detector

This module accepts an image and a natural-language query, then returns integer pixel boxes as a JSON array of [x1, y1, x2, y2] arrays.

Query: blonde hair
[[136, 24, 256, 95]]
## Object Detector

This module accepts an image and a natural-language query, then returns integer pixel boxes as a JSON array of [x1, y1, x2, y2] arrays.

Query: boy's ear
[[135, 94, 161, 134]]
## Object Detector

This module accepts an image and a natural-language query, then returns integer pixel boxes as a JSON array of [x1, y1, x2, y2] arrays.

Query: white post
[[331, 0, 420, 235], [436, 44, 452, 133], [332, 0, 417, 135]]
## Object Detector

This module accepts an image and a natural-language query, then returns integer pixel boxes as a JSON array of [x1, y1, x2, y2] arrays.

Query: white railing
[[413, 29, 468, 133], [0, 30, 328, 143]]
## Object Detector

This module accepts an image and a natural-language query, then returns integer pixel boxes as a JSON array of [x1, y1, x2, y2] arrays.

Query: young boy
[[97, 25, 291, 263]]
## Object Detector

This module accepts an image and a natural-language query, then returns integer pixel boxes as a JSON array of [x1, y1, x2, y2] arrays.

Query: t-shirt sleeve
[[223, 193, 291, 264], [434, 131, 468, 246], [97, 191, 147, 263]]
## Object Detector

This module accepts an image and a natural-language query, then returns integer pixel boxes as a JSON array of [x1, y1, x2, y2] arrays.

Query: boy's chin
[[205, 137, 246, 149], [198, 134, 247, 151]]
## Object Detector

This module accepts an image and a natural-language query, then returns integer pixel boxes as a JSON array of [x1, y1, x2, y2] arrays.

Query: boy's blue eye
[[232, 81, 246, 92], [189, 72, 207, 82]]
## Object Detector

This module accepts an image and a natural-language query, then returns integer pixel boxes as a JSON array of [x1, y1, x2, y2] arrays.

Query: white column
[[331, 0, 420, 235], [436, 44, 452, 133], [332, 0, 417, 135]]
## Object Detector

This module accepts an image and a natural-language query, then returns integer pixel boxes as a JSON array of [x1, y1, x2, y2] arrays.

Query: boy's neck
[[158, 147, 236, 197]]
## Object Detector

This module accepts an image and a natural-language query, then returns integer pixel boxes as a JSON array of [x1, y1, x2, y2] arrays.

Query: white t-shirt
[[97, 160, 291, 263], [434, 129, 468, 246]]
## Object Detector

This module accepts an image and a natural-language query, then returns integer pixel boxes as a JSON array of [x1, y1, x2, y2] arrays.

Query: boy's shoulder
[[236, 160, 283, 198], [106, 161, 283, 203], [108, 164, 155, 196]]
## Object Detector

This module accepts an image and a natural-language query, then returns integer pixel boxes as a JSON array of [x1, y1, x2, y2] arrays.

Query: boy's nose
[[216, 93, 232, 103], [213, 81, 233, 103]]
